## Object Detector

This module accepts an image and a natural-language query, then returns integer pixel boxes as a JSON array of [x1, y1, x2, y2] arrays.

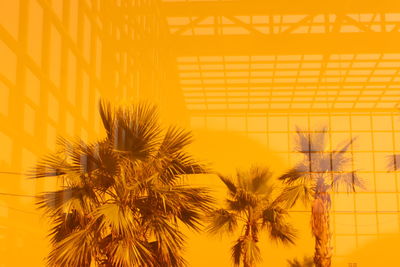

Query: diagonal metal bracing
[[170, 33, 400, 55], [160, 0, 400, 16], [159, 0, 400, 114]]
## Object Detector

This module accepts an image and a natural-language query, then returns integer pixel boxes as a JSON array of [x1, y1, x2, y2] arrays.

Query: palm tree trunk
[[312, 192, 332, 267], [243, 223, 251, 267]]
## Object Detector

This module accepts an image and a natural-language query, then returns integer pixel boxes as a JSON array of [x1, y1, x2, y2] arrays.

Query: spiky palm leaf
[[31, 101, 214, 267], [207, 166, 296, 266]]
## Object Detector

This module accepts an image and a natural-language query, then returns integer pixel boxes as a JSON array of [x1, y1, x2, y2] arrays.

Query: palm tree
[[30, 101, 214, 267], [207, 166, 296, 267], [278, 127, 365, 267]]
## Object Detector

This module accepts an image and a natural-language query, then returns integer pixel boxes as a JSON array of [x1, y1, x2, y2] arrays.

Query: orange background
[[1, 0, 400, 266]]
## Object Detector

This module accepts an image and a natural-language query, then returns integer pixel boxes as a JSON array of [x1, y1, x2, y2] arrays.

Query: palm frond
[[156, 152, 207, 185], [278, 162, 310, 184], [154, 126, 200, 184], [330, 150, 352, 173], [149, 240, 187, 267], [28, 153, 68, 179], [142, 185, 214, 230], [262, 205, 296, 245], [262, 206, 287, 224], [37, 186, 97, 216], [218, 174, 237, 195], [106, 102, 161, 160], [48, 228, 94, 267], [311, 127, 328, 152], [231, 237, 244, 267], [159, 126, 193, 155], [334, 136, 357, 154], [109, 239, 154, 267], [56, 137, 111, 177], [173, 186, 214, 230], [206, 209, 238, 235], [276, 184, 314, 208], [227, 189, 258, 211], [148, 185, 213, 231], [177, 208, 204, 232], [49, 211, 82, 245], [294, 127, 312, 154], [145, 216, 186, 266], [332, 171, 366, 193], [99, 100, 114, 139], [294, 127, 328, 154], [267, 220, 296, 245], [240, 236, 262, 267], [95, 203, 137, 237], [249, 166, 274, 194]]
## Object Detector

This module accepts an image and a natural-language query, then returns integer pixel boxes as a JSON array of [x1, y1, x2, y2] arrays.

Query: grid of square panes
[[190, 112, 400, 261], [0, 1, 104, 264], [0, 0, 104, 156], [177, 54, 400, 111], [101, 0, 173, 104], [0, 0, 174, 265]]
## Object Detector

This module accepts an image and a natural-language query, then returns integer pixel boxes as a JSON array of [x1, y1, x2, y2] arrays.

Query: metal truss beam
[[170, 32, 400, 56], [187, 107, 399, 115], [161, 0, 400, 16]]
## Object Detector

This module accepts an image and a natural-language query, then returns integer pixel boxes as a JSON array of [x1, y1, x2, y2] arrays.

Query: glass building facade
[[1, 0, 400, 266]]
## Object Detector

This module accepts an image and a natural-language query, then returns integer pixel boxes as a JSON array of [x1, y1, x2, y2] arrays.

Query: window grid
[[0, 0, 174, 264], [190, 112, 400, 260], [179, 54, 400, 112]]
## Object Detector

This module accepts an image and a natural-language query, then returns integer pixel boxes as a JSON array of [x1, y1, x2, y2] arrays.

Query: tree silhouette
[[30, 101, 214, 267], [207, 166, 296, 267], [278, 127, 364, 267]]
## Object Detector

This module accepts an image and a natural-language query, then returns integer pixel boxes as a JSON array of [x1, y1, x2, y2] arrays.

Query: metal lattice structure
[[159, 0, 400, 264], [160, 0, 400, 114], [0, 0, 400, 266]]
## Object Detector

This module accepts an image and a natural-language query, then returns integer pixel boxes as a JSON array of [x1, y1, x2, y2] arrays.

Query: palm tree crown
[[278, 127, 365, 205], [278, 127, 364, 267], [207, 166, 296, 267], [30, 101, 214, 267]]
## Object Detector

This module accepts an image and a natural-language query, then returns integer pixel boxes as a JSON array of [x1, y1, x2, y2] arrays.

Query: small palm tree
[[278, 127, 364, 267], [207, 166, 296, 267], [30, 101, 214, 267]]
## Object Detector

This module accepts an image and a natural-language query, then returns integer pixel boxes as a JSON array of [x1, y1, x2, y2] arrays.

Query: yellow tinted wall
[[0, 0, 185, 266]]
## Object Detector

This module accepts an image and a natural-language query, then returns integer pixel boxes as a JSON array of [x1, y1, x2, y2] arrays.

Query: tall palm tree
[[30, 101, 214, 267], [207, 166, 296, 267], [278, 127, 365, 267]]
